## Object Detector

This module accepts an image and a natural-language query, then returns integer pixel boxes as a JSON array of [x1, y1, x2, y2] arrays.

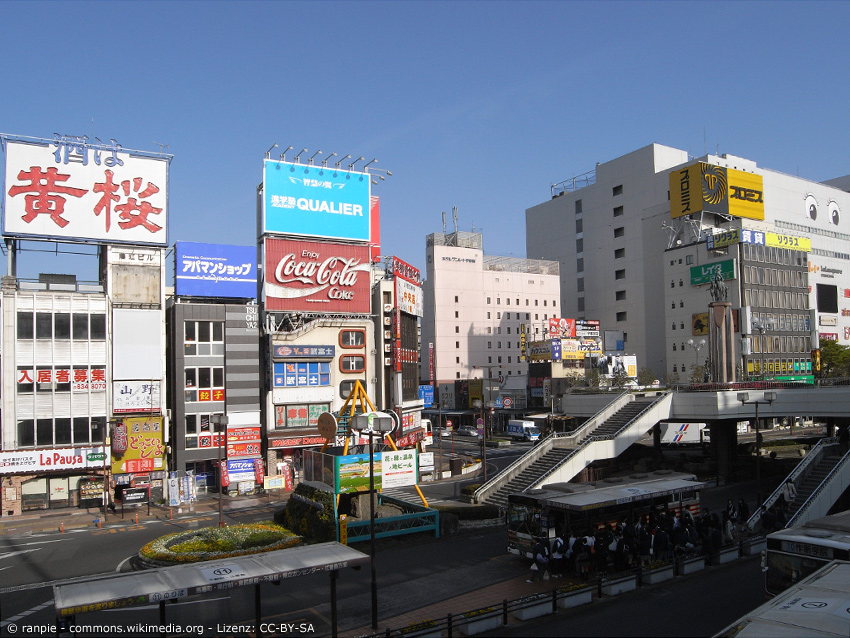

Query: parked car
[[434, 425, 453, 438], [457, 425, 479, 437]]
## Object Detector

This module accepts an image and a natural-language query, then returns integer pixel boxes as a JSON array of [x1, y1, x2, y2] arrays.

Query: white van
[[507, 419, 540, 442]]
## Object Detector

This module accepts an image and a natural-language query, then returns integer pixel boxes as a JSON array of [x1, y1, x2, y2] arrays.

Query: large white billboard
[[3, 136, 169, 245]]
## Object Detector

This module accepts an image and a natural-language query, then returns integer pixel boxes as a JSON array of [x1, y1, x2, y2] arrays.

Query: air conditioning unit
[[384, 357, 392, 366]]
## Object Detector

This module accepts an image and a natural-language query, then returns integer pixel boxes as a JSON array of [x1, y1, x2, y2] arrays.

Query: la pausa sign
[[264, 238, 370, 313]]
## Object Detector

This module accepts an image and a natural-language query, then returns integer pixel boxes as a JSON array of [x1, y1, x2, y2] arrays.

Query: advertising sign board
[[262, 160, 370, 241], [226, 460, 256, 484], [381, 450, 417, 488], [3, 136, 168, 245], [690, 259, 737, 286], [548, 318, 576, 339], [0, 446, 107, 474], [264, 237, 371, 313], [111, 417, 165, 475], [670, 162, 765, 221], [175, 242, 257, 298], [395, 276, 423, 316], [335, 453, 382, 494], [113, 380, 161, 413]]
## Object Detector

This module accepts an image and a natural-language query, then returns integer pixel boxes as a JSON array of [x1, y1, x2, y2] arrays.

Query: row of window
[[741, 243, 808, 266], [17, 312, 106, 341], [184, 321, 225, 356], [742, 265, 807, 288], [481, 297, 557, 307], [16, 416, 106, 448], [744, 288, 810, 311]]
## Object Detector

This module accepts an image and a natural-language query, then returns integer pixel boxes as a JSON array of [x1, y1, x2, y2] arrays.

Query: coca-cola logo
[[266, 249, 370, 301]]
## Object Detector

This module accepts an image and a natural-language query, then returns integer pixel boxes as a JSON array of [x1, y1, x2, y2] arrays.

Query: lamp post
[[737, 391, 777, 506], [752, 319, 774, 380], [351, 412, 394, 632], [687, 339, 706, 380], [211, 413, 229, 528], [472, 366, 494, 483]]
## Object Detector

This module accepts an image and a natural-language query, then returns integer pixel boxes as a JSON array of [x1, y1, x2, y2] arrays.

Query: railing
[[345, 494, 439, 542], [472, 393, 631, 504], [746, 437, 837, 531], [787, 447, 850, 528]]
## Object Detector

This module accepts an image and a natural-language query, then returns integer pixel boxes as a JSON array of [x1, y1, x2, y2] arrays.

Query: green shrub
[[461, 483, 481, 496], [278, 483, 336, 543]]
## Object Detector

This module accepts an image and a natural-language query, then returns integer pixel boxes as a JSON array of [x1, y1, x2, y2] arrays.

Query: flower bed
[[139, 523, 301, 566]]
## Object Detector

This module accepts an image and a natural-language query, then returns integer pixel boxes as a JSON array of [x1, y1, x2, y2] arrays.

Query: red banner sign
[[112, 422, 128, 454], [253, 459, 265, 484], [220, 460, 230, 487], [270, 436, 326, 449], [264, 238, 371, 313]]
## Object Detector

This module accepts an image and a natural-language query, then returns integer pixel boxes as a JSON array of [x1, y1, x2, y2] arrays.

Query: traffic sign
[[503, 397, 513, 408], [446, 419, 453, 427], [477, 418, 484, 426]]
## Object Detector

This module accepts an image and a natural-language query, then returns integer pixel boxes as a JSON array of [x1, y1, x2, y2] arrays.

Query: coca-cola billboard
[[264, 238, 371, 313]]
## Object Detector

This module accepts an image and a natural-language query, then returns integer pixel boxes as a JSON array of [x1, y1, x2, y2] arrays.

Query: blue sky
[[2, 1, 849, 282]]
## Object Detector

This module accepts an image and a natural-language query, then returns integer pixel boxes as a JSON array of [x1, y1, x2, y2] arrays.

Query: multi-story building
[[526, 143, 848, 380], [0, 134, 170, 516], [421, 230, 561, 402]]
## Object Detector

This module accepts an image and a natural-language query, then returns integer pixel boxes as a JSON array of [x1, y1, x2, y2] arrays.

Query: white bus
[[764, 510, 850, 598]]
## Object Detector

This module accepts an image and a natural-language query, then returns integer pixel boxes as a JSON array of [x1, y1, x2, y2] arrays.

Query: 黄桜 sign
[[263, 160, 370, 241]]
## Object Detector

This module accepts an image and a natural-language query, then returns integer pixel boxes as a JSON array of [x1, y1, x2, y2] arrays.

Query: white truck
[[660, 422, 707, 444], [507, 420, 540, 442]]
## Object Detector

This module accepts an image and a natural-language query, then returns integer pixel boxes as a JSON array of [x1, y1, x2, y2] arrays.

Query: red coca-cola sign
[[264, 238, 371, 313]]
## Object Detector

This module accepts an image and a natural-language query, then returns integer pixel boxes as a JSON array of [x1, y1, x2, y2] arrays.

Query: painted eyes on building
[[828, 200, 841, 226], [805, 193, 841, 226], [805, 193, 818, 221]]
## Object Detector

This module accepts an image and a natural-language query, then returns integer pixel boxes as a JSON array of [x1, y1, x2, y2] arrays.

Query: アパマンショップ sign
[[264, 238, 371, 313]]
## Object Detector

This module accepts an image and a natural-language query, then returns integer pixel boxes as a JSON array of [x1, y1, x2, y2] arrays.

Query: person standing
[[782, 480, 798, 506], [527, 536, 550, 582], [550, 532, 565, 578]]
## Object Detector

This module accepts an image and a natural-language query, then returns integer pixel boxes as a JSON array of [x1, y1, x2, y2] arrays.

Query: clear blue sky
[[2, 1, 849, 281]]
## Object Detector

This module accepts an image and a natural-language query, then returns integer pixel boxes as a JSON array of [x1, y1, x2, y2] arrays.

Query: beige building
[[421, 231, 561, 390]]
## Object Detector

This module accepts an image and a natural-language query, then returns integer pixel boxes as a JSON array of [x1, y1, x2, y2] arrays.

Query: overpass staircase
[[748, 438, 850, 531], [475, 392, 673, 509]]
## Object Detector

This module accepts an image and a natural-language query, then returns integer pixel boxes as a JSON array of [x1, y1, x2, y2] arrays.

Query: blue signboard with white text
[[419, 385, 434, 408], [175, 242, 256, 298], [263, 160, 371, 241]]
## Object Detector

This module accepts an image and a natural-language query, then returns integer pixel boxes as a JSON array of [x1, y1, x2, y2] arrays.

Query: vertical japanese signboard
[[3, 136, 169, 245], [111, 417, 165, 474]]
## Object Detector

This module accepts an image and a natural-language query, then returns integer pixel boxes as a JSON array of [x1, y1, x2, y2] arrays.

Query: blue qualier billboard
[[175, 242, 256, 298], [263, 160, 371, 241]]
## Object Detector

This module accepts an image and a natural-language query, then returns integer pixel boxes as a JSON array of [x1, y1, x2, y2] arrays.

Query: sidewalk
[[0, 491, 288, 536]]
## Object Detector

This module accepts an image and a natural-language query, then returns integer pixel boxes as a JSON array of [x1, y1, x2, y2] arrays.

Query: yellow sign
[[692, 313, 709, 336], [111, 416, 165, 474], [670, 162, 764, 221], [766, 232, 811, 252]]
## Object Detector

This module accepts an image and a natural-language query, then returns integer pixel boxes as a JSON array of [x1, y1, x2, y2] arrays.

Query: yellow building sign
[[670, 162, 765, 221]]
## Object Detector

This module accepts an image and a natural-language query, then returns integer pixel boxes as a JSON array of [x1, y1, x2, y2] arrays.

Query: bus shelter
[[52, 542, 368, 637], [507, 471, 706, 557]]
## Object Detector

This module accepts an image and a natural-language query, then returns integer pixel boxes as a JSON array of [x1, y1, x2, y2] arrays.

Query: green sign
[[87, 452, 107, 462], [690, 259, 736, 286]]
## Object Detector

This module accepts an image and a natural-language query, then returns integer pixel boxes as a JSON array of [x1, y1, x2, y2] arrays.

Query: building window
[[673, 344, 677, 351], [17, 312, 33, 339], [577, 258, 584, 272], [272, 362, 331, 388], [184, 321, 224, 356], [576, 219, 583, 233], [616, 312, 627, 322], [454, 311, 459, 318], [456, 357, 460, 364], [577, 297, 585, 312], [487, 296, 491, 304], [340, 355, 366, 373], [54, 313, 71, 339], [576, 238, 584, 253], [455, 341, 460, 349], [184, 366, 225, 402], [615, 270, 626, 280], [577, 278, 584, 292], [613, 206, 624, 217], [616, 290, 626, 301], [273, 403, 331, 430], [679, 279, 684, 287], [338, 380, 365, 400], [455, 326, 459, 333], [613, 185, 623, 196], [575, 199, 582, 214], [686, 255, 694, 265], [340, 329, 365, 347], [614, 227, 624, 238], [488, 341, 492, 348], [614, 248, 625, 259], [36, 313, 52, 339]]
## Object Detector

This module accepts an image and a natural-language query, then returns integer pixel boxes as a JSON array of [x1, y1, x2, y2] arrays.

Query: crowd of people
[[526, 499, 756, 582]]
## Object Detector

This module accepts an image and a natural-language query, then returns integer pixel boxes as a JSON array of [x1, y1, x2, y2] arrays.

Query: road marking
[[0, 548, 41, 560], [0, 599, 53, 628], [0, 570, 120, 594], [116, 556, 134, 572], [4, 538, 71, 547]]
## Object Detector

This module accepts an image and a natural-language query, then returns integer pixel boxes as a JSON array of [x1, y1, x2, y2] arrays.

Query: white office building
[[421, 231, 561, 387], [526, 143, 850, 380]]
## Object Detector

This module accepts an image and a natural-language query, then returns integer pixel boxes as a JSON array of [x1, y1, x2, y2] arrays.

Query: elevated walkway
[[475, 392, 673, 508], [748, 438, 850, 531]]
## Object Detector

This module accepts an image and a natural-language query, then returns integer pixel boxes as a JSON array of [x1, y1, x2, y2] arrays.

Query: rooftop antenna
[[442, 211, 447, 234], [452, 206, 458, 233], [153, 141, 169, 154]]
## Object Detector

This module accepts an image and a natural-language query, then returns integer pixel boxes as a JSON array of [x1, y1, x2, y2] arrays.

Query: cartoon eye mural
[[827, 199, 841, 226], [805, 193, 819, 221]]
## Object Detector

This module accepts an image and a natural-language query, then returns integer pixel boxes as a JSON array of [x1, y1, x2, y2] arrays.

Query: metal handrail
[[787, 447, 850, 528], [746, 437, 837, 531], [472, 393, 630, 503]]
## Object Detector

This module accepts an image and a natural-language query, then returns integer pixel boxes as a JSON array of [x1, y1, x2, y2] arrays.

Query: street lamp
[[351, 412, 394, 631], [752, 319, 774, 379], [738, 391, 777, 506], [211, 413, 229, 528]]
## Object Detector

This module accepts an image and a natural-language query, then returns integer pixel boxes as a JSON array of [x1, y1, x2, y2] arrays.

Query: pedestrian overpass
[[474, 381, 850, 514]]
